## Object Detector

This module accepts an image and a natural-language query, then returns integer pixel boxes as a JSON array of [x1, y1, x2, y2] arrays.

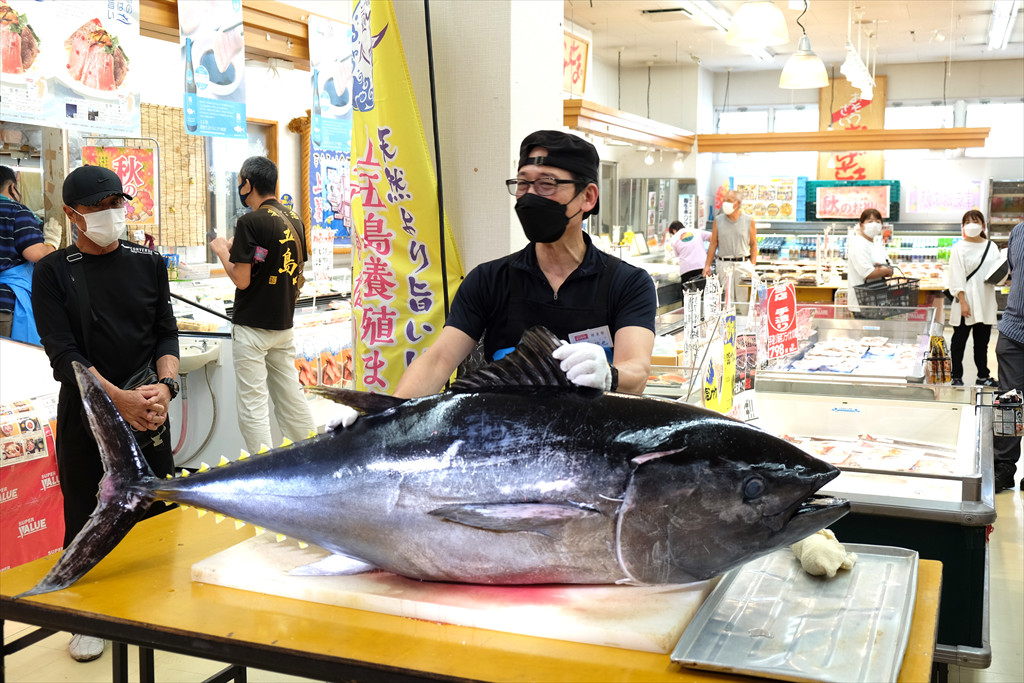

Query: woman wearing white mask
[[948, 210, 1000, 387], [846, 208, 893, 317]]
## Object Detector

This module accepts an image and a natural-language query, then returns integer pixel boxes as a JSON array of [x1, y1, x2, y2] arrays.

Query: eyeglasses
[[505, 178, 580, 197]]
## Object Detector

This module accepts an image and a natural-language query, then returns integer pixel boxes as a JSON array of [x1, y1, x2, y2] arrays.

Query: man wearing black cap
[[31, 165, 179, 662], [392, 130, 656, 399]]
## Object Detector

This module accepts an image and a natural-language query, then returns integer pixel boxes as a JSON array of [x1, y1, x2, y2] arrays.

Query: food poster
[[0, 396, 64, 570], [311, 148, 352, 247], [732, 177, 798, 222], [0, 0, 141, 135], [319, 332, 350, 387], [294, 333, 320, 389], [81, 145, 157, 226], [308, 15, 353, 247], [178, 0, 246, 139], [310, 226, 334, 282], [766, 282, 798, 359]]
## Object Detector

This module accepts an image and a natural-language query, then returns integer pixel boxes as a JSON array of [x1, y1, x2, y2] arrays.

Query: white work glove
[[326, 405, 360, 430], [43, 217, 63, 249], [552, 341, 612, 391]]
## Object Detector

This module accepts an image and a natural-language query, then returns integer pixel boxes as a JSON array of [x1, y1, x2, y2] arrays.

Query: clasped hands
[[114, 384, 170, 432]]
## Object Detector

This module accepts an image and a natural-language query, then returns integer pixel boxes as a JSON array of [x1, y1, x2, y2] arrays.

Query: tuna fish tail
[[17, 362, 158, 597]]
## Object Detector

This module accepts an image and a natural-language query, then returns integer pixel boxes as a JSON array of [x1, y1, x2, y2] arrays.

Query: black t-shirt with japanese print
[[229, 198, 308, 330]]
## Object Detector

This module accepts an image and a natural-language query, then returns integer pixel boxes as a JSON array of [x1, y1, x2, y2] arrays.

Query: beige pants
[[716, 259, 754, 314], [232, 324, 316, 452]]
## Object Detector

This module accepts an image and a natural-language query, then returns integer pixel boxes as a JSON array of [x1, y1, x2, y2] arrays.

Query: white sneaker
[[69, 634, 105, 662]]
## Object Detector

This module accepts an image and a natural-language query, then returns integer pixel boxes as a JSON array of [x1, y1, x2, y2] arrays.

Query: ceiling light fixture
[[779, 0, 828, 88], [726, 1, 789, 47], [987, 0, 1021, 50], [644, 150, 655, 165], [673, 154, 684, 171]]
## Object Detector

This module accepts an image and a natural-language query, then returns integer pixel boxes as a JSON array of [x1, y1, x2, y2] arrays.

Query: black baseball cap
[[518, 130, 600, 217], [62, 165, 132, 207]]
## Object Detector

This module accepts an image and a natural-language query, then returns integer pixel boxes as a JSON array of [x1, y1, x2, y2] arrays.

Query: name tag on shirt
[[568, 325, 613, 348]]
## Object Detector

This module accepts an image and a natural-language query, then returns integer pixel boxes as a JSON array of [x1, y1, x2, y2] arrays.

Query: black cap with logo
[[62, 165, 132, 207], [518, 130, 600, 217]]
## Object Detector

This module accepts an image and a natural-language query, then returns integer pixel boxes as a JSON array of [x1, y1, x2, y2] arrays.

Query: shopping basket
[[854, 276, 920, 319]]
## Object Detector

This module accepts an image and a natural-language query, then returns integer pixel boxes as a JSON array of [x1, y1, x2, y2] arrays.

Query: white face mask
[[75, 207, 126, 247], [963, 223, 984, 238], [722, 202, 735, 215], [862, 221, 882, 239]]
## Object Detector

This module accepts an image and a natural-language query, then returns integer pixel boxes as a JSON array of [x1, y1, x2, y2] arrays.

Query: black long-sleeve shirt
[[32, 241, 178, 388]]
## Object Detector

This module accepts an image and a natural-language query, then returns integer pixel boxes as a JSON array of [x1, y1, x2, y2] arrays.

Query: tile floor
[[3, 327, 1023, 683]]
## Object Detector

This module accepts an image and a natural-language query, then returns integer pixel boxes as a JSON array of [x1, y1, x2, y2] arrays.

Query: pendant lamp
[[779, 0, 828, 89], [726, 1, 789, 47]]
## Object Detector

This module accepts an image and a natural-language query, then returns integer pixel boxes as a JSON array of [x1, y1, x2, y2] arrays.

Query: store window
[[716, 109, 769, 134], [205, 120, 277, 260], [884, 103, 953, 129], [965, 101, 1024, 159], [773, 106, 819, 133]]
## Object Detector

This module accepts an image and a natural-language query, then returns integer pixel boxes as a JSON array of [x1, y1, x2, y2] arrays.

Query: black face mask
[[515, 193, 582, 244], [238, 178, 252, 205]]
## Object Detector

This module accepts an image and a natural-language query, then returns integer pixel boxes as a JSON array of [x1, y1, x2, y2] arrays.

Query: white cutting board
[[192, 535, 715, 653]]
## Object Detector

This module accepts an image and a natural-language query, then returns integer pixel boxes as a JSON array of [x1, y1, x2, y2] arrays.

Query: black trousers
[[56, 386, 175, 547], [994, 334, 1024, 478], [950, 321, 992, 380]]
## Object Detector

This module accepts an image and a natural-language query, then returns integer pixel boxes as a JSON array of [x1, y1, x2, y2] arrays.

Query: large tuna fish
[[20, 327, 848, 597]]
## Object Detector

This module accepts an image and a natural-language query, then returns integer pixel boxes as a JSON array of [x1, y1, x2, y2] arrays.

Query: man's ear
[[582, 182, 599, 214]]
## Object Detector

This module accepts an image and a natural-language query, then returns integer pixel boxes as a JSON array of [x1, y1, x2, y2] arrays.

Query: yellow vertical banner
[[350, 0, 464, 393]]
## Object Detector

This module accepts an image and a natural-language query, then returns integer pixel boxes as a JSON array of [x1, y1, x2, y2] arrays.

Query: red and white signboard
[[766, 283, 798, 359]]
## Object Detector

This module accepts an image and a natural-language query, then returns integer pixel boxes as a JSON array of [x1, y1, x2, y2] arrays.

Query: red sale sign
[[766, 283, 798, 359]]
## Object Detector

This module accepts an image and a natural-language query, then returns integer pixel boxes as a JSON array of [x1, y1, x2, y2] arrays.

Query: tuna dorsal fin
[[429, 501, 600, 536], [304, 386, 406, 415], [451, 325, 573, 391]]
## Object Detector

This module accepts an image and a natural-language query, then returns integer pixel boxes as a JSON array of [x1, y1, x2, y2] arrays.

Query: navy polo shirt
[[445, 233, 656, 358]]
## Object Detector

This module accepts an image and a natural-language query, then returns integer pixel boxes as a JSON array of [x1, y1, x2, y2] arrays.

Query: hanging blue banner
[[177, 0, 246, 139]]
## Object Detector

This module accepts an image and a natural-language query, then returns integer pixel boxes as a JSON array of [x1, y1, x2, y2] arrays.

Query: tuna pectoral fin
[[18, 362, 157, 597], [289, 554, 377, 576], [429, 502, 600, 536], [304, 386, 406, 415]]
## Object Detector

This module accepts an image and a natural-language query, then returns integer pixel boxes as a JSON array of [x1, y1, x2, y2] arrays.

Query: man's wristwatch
[[158, 377, 179, 399], [609, 365, 619, 392]]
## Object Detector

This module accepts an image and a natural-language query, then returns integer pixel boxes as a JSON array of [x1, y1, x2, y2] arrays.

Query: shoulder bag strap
[[965, 241, 992, 282], [65, 245, 94, 353]]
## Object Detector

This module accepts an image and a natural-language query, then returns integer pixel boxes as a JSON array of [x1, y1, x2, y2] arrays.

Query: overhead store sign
[[177, 0, 246, 139], [0, 0, 141, 135], [815, 185, 890, 220], [905, 180, 982, 215]]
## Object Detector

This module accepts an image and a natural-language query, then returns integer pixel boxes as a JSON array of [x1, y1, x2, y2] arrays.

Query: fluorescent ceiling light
[[727, 1, 790, 47], [678, 1, 733, 33], [988, 0, 1021, 50], [779, 35, 828, 88]]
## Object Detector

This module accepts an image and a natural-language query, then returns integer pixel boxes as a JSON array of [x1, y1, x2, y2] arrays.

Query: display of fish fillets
[[780, 336, 922, 375], [781, 434, 961, 476]]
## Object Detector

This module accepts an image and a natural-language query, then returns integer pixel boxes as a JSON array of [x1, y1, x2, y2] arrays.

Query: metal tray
[[671, 544, 918, 683]]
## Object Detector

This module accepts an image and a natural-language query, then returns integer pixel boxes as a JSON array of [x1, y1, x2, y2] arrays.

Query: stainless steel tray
[[671, 544, 918, 683]]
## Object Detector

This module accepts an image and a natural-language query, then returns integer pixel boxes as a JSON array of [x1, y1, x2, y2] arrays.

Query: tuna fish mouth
[[772, 494, 849, 543]]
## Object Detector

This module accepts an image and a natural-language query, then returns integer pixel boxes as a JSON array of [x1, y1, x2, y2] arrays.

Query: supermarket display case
[[988, 179, 1024, 243], [757, 304, 935, 392], [751, 387, 994, 668]]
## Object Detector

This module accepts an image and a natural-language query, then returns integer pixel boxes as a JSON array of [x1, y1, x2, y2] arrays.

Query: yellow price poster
[[702, 313, 736, 414]]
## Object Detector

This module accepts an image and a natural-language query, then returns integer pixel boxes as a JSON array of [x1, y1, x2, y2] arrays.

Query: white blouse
[[947, 239, 1000, 326]]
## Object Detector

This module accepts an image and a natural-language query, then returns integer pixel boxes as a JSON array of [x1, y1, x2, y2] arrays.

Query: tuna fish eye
[[742, 475, 766, 501]]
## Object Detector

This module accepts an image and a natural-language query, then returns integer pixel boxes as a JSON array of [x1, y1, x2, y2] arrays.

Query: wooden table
[[1, 508, 942, 682]]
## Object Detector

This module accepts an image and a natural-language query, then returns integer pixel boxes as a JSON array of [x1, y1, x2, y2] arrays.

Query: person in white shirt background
[[845, 208, 893, 318], [947, 209, 1001, 387], [667, 220, 711, 294]]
